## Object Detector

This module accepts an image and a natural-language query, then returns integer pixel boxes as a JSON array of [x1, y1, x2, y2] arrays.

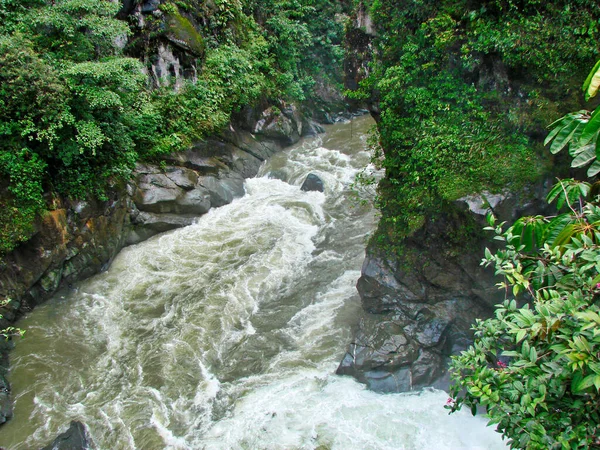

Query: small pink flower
[[446, 397, 454, 405], [596, 283, 600, 290], [497, 361, 507, 369]]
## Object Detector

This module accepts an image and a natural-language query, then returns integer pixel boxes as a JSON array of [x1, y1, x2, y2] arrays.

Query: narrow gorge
[[2, 117, 504, 449], [1, 0, 599, 448]]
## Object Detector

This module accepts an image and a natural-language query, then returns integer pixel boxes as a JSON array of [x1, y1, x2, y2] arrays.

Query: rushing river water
[[1, 116, 505, 449]]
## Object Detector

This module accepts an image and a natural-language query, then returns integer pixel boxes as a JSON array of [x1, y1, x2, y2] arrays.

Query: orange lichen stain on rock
[[42, 209, 69, 245]]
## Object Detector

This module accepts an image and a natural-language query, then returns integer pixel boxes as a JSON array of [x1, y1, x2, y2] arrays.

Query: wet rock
[[300, 174, 325, 192], [163, 166, 199, 190], [127, 212, 197, 245], [0, 372, 11, 425], [364, 368, 412, 392], [302, 119, 325, 136], [41, 421, 94, 450], [199, 174, 245, 208], [339, 179, 554, 392], [175, 187, 211, 215], [253, 106, 302, 145], [411, 350, 445, 387]]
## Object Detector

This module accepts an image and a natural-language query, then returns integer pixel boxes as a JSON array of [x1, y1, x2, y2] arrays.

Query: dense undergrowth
[[0, 0, 349, 253], [352, 0, 600, 247]]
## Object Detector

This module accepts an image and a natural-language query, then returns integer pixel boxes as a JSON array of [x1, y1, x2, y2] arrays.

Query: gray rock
[[141, 0, 160, 13], [199, 175, 245, 208], [0, 372, 11, 425], [253, 107, 301, 145], [411, 350, 445, 387], [133, 185, 180, 213], [300, 174, 325, 192], [41, 421, 94, 450], [302, 120, 326, 136], [339, 180, 553, 393], [163, 166, 199, 190], [175, 187, 211, 215], [364, 368, 412, 393]]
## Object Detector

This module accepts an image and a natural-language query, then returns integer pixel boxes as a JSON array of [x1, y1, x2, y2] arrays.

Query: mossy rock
[[165, 10, 205, 56]]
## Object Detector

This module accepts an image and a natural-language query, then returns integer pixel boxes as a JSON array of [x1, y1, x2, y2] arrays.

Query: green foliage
[[546, 60, 600, 176], [0, 0, 347, 254], [448, 199, 600, 449], [248, 0, 348, 101], [357, 0, 600, 244]]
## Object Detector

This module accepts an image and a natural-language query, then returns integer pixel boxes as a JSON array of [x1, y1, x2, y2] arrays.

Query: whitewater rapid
[[1, 116, 505, 449]]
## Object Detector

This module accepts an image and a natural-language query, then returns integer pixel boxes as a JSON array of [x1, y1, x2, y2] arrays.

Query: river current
[[1, 116, 505, 449]]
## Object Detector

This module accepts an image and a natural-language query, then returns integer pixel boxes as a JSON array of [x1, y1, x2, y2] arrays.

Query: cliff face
[[337, 184, 552, 391], [335, 2, 577, 391]]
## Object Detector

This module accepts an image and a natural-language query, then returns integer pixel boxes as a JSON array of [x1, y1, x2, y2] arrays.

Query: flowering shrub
[[448, 194, 600, 449]]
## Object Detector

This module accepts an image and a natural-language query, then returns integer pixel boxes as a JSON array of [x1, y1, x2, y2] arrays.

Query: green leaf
[[571, 143, 596, 168], [544, 119, 566, 145], [572, 373, 595, 393], [588, 160, 600, 178], [549, 118, 586, 154], [580, 107, 600, 147], [583, 59, 600, 101], [530, 346, 538, 363]]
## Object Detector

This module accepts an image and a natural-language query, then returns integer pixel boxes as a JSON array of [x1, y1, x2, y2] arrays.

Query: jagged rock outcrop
[[337, 180, 553, 392]]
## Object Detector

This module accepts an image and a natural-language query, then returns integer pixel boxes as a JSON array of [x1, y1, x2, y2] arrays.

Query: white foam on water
[[199, 373, 506, 450], [3, 116, 506, 450]]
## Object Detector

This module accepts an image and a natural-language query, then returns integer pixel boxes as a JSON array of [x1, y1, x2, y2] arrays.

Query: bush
[[448, 198, 600, 449]]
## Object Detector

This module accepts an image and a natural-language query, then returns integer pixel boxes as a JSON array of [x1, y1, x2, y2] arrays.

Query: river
[[0, 116, 505, 449]]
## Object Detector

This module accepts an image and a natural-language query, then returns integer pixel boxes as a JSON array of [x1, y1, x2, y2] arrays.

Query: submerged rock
[[41, 421, 94, 450], [300, 173, 325, 192]]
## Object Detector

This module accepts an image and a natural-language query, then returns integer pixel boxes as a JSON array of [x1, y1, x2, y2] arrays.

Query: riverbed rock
[[0, 371, 11, 425], [338, 181, 553, 392], [300, 174, 325, 192], [41, 421, 94, 450]]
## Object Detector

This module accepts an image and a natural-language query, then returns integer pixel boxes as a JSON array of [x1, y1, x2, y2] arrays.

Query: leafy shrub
[[448, 63, 600, 449], [448, 196, 600, 449]]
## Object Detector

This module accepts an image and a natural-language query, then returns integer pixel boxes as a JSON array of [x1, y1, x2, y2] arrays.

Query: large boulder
[[300, 173, 325, 192], [41, 421, 94, 450]]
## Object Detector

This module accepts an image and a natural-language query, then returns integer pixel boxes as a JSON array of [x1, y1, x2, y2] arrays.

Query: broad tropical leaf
[[548, 114, 587, 154], [580, 106, 600, 148], [571, 144, 596, 167], [545, 214, 575, 246], [583, 59, 600, 101], [588, 160, 600, 177]]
